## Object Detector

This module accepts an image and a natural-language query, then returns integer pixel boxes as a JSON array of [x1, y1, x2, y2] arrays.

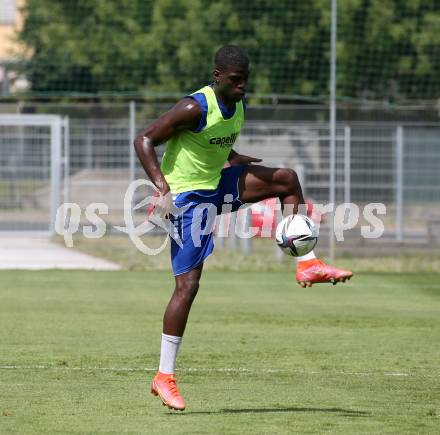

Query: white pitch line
[[0, 365, 434, 377], [384, 372, 409, 377]]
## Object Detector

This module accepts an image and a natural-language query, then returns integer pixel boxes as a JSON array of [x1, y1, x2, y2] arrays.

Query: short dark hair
[[214, 44, 249, 71]]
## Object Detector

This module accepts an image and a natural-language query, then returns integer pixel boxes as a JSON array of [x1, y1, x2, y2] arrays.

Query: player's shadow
[[182, 407, 370, 417]]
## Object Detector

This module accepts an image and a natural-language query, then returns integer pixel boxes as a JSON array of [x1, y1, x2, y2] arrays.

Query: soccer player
[[134, 45, 353, 411]]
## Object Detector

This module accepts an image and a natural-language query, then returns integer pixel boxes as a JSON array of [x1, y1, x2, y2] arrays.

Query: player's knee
[[279, 168, 300, 194], [175, 278, 200, 302]]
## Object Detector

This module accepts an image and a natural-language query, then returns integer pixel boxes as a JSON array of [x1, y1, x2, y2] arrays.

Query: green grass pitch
[[1, 270, 439, 434]]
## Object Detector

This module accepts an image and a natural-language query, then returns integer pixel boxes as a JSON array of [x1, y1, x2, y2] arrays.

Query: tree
[[16, 0, 440, 101], [19, 0, 154, 94], [338, 0, 440, 100], [16, 0, 331, 97]]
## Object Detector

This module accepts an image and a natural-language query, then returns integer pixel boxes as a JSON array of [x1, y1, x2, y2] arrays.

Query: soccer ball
[[275, 214, 318, 257]]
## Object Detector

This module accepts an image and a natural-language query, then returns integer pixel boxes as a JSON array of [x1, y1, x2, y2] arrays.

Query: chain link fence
[[1, 102, 439, 256]]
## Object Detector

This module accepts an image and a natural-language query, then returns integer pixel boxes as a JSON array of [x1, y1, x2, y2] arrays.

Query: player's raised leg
[[239, 165, 305, 213], [238, 165, 353, 287], [151, 263, 204, 411]]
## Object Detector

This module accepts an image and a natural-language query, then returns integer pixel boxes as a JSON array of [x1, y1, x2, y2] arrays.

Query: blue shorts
[[170, 165, 247, 276]]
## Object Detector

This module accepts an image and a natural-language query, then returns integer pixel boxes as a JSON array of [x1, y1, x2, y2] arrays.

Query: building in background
[[0, 0, 28, 95]]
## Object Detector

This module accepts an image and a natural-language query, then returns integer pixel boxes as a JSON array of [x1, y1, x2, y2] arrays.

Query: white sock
[[159, 333, 182, 374], [296, 250, 317, 263]]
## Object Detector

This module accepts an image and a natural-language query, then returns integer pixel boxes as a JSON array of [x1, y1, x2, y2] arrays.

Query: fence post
[[344, 125, 351, 205], [295, 163, 305, 195], [50, 117, 62, 235], [275, 203, 284, 261], [129, 100, 136, 184], [228, 212, 238, 250], [396, 126, 404, 242], [329, 0, 338, 262], [86, 125, 93, 169], [62, 116, 70, 205], [239, 208, 252, 255]]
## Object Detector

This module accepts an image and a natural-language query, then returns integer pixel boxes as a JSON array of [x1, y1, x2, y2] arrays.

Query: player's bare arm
[[228, 149, 262, 166], [133, 98, 202, 195]]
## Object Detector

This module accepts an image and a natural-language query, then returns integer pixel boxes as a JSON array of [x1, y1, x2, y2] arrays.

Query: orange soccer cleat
[[296, 258, 353, 288], [151, 372, 186, 411]]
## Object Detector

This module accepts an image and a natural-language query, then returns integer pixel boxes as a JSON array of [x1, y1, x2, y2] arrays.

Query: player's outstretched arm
[[133, 98, 202, 195]]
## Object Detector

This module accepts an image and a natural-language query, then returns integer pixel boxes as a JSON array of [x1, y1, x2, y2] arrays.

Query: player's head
[[213, 44, 249, 102]]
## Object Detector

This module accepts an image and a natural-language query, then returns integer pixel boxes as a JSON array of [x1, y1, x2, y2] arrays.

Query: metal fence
[[1, 103, 439, 255], [0, 114, 66, 234]]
